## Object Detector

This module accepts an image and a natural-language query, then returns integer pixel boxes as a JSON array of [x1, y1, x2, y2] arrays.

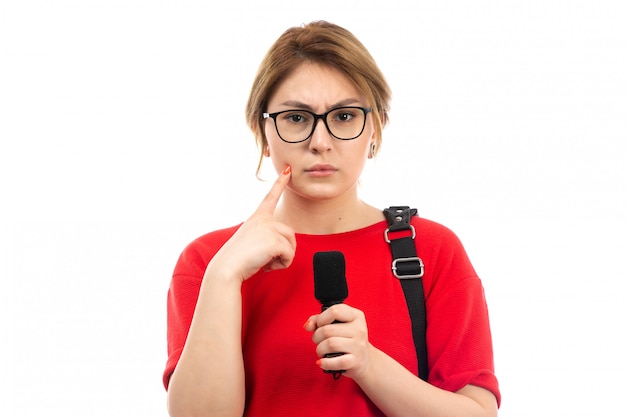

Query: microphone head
[[313, 251, 348, 305]]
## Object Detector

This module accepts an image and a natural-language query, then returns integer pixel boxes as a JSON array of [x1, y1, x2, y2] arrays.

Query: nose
[[308, 117, 333, 153]]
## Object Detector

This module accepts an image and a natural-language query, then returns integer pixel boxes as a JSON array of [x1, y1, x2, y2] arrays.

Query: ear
[[263, 145, 270, 157], [368, 142, 376, 159]]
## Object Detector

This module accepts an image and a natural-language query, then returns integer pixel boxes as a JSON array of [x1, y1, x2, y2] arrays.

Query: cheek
[[342, 143, 370, 172], [264, 124, 281, 156], [264, 131, 294, 173]]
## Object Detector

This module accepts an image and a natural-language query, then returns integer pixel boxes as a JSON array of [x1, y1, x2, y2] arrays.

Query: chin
[[289, 182, 349, 202]]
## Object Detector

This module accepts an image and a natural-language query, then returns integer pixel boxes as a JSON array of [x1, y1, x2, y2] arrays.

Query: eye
[[331, 108, 358, 123], [280, 111, 310, 124], [337, 112, 354, 122]]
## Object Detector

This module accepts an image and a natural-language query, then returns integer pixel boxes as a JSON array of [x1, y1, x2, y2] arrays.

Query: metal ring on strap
[[384, 225, 416, 243]]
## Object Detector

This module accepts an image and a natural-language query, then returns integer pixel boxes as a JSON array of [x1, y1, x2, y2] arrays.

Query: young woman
[[164, 21, 500, 417]]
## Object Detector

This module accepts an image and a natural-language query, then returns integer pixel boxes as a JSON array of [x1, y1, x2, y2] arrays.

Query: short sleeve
[[415, 218, 501, 406]]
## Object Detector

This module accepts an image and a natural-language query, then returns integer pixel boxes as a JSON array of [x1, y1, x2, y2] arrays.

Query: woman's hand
[[209, 165, 296, 283], [304, 303, 372, 380]]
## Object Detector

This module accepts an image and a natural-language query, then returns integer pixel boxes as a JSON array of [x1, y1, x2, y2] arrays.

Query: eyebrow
[[277, 98, 361, 111]]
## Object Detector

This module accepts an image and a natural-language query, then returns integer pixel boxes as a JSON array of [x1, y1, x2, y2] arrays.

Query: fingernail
[[315, 359, 322, 367], [282, 165, 292, 175]]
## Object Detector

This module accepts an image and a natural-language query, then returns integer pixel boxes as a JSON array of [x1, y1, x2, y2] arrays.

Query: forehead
[[267, 62, 365, 110]]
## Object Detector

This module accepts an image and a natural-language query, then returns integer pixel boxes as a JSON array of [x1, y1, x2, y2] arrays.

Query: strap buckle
[[384, 224, 416, 243], [392, 256, 424, 279]]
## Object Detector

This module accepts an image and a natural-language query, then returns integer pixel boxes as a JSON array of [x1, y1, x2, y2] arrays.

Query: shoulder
[[173, 224, 242, 278], [412, 216, 465, 250], [410, 216, 478, 287]]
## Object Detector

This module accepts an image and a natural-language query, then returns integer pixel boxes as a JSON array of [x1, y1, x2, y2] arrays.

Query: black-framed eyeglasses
[[262, 106, 372, 143]]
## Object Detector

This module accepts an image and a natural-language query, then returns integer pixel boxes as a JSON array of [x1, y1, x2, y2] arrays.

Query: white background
[[1, 1, 624, 416]]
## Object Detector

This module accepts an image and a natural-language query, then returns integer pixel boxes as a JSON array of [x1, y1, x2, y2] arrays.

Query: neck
[[274, 190, 384, 235]]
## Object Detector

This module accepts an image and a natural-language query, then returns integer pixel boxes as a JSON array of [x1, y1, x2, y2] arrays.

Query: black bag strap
[[383, 206, 428, 381]]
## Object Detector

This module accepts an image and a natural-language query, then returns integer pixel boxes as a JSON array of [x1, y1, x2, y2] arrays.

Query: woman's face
[[264, 62, 375, 203]]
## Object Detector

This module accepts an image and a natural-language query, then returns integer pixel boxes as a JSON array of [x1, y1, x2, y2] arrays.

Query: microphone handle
[[320, 301, 346, 379], [321, 299, 344, 311]]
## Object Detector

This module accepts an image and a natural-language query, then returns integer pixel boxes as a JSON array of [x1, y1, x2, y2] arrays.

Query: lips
[[304, 164, 338, 177]]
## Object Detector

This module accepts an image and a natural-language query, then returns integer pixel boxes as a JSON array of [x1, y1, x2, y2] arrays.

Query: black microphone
[[313, 251, 348, 379]]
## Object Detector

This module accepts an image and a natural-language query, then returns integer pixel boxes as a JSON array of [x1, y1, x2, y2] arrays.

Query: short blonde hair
[[245, 21, 392, 175]]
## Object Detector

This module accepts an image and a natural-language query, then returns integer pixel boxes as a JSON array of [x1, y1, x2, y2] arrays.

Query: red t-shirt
[[164, 217, 501, 415]]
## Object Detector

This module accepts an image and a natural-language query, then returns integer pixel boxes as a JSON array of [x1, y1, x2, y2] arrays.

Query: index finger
[[254, 165, 292, 217]]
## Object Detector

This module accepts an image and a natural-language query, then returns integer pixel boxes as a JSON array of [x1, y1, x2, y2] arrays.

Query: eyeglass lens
[[274, 107, 367, 143]]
